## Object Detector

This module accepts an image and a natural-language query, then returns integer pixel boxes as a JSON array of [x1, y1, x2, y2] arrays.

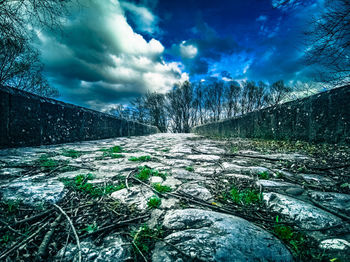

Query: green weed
[[147, 195, 161, 208], [273, 224, 305, 253], [3, 200, 20, 213], [36, 154, 61, 169], [258, 171, 270, 179], [62, 149, 83, 158], [152, 183, 172, 193], [60, 174, 125, 197], [185, 166, 195, 172], [128, 155, 151, 162], [135, 166, 167, 181], [100, 146, 123, 153], [230, 186, 262, 205], [131, 224, 163, 259], [82, 222, 98, 234]]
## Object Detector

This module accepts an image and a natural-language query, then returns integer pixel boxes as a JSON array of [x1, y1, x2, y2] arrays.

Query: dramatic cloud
[[36, 0, 327, 110], [39, 0, 187, 110]]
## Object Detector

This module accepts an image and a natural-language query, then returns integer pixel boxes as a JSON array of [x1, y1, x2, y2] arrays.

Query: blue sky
[[38, 0, 323, 110]]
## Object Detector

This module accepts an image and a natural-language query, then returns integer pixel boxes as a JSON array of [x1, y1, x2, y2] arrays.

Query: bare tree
[[166, 81, 193, 133], [204, 81, 224, 121], [267, 80, 291, 106], [0, 37, 58, 97], [224, 81, 241, 118], [304, 0, 350, 86], [144, 92, 167, 132], [0, 0, 75, 97]]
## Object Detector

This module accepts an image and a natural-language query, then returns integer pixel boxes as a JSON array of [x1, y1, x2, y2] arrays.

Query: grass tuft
[[128, 156, 151, 162], [135, 166, 168, 181], [230, 186, 262, 205], [258, 171, 270, 179], [62, 149, 84, 158], [152, 183, 172, 193], [60, 174, 125, 197], [147, 195, 161, 208], [185, 166, 195, 172]]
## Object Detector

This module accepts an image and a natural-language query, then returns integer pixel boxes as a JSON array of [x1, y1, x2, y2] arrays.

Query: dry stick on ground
[[36, 214, 62, 260], [53, 204, 81, 262], [13, 209, 54, 226], [0, 221, 49, 259], [80, 214, 150, 239], [125, 169, 136, 190]]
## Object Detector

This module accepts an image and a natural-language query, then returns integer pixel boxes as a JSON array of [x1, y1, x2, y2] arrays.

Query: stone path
[[0, 133, 349, 261]]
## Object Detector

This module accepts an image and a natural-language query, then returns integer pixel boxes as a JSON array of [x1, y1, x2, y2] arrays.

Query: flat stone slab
[[0, 174, 65, 205], [308, 191, 350, 215], [256, 180, 301, 189], [152, 209, 293, 262], [178, 183, 213, 201], [57, 234, 130, 261], [263, 192, 342, 230], [111, 186, 154, 211]]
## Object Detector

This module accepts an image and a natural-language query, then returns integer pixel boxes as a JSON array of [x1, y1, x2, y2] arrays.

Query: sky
[[37, 0, 324, 111]]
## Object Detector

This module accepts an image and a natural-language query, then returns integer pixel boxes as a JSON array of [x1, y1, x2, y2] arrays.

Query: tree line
[[107, 79, 292, 133]]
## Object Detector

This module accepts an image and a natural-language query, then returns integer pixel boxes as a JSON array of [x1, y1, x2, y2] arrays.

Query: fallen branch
[[36, 214, 62, 260], [53, 204, 81, 262], [125, 169, 136, 190], [13, 209, 54, 226]]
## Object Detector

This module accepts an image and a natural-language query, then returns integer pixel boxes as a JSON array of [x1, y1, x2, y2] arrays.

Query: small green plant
[[152, 183, 172, 193], [128, 155, 151, 162], [3, 200, 20, 213], [275, 172, 283, 179], [230, 186, 262, 205], [100, 151, 124, 159], [62, 149, 83, 158], [131, 224, 163, 259], [135, 167, 152, 181], [135, 166, 168, 181], [258, 171, 270, 180], [82, 222, 98, 234], [60, 174, 125, 197], [185, 166, 195, 172], [0, 233, 11, 247], [36, 154, 60, 169], [231, 146, 239, 153], [273, 224, 305, 253], [100, 145, 123, 153], [161, 148, 170, 152], [147, 195, 161, 208]]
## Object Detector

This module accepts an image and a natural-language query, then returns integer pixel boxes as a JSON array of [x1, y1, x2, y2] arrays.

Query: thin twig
[[80, 214, 149, 239], [53, 204, 81, 262]]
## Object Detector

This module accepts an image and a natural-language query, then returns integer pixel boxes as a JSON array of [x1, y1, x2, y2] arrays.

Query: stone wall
[[192, 85, 350, 144], [0, 86, 158, 148]]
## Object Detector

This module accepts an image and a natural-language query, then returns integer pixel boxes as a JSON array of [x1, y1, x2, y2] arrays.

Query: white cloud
[[179, 41, 198, 59], [120, 1, 159, 34], [38, 0, 184, 110]]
